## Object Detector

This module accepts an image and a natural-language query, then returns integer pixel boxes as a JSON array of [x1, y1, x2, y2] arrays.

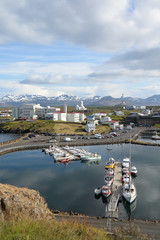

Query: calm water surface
[[0, 133, 20, 142], [0, 142, 159, 220]]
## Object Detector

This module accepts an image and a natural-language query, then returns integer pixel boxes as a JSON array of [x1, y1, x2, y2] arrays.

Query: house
[[85, 123, 95, 132], [67, 112, 84, 122], [115, 111, 124, 116], [93, 112, 107, 119]]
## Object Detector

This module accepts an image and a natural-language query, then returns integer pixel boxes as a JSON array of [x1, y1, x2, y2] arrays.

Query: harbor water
[[0, 132, 21, 143], [0, 135, 159, 220]]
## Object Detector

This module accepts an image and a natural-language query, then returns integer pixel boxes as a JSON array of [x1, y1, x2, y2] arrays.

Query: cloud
[[0, 0, 160, 52]]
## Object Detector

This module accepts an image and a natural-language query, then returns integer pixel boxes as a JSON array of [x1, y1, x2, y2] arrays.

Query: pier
[[105, 162, 122, 219]]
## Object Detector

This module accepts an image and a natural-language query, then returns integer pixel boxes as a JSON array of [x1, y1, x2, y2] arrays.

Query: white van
[[64, 137, 72, 142]]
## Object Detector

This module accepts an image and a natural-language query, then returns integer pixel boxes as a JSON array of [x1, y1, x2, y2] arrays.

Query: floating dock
[[105, 162, 122, 219]]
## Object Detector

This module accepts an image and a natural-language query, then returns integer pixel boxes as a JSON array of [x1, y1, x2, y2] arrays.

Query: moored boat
[[80, 153, 101, 161], [122, 168, 129, 175], [122, 157, 129, 168], [94, 187, 101, 196], [131, 166, 138, 177], [122, 182, 137, 203], [104, 175, 114, 186], [152, 134, 160, 140], [101, 185, 112, 198], [105, 162, 115, 169], [122, 137, 137, 204]]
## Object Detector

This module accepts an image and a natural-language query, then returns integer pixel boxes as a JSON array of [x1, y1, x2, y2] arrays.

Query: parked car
[[49, 139, 57, 143], [64, 137, 72, 142]]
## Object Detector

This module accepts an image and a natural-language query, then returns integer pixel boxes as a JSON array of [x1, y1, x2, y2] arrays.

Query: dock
[[105, 162, 122, 219]]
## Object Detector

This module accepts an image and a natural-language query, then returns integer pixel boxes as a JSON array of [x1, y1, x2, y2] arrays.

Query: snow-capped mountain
[[1, 94, 160, 107]]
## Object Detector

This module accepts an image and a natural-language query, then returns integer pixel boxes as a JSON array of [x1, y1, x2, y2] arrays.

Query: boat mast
[[129, 136, 131, 187]]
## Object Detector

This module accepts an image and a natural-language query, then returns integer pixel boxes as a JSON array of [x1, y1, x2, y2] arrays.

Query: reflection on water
[[81, 159, 101, 166], [123, 198, 137, 220], [0, 142, 160, 220]]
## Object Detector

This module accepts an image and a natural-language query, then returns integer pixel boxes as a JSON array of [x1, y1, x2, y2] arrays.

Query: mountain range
[[1, 94, 160, 107]]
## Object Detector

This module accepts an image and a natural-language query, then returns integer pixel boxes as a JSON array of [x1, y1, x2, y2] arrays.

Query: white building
[[87, 115, 99, 125], [75, 101, 87, 111], [67, 112, 85, 122], [100, 116, 112, 124], [58, 112, 67, 121], [45, 112, 59, 121], [115, 111, 124, 116], [85, 123, 95, 132], [12, 104, 60, 120], [93, 113, 107, 119]]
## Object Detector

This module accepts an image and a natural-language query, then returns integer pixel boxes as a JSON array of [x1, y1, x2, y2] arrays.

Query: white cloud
[[1, 1, 160, 98], [0, 0, 160, 52]]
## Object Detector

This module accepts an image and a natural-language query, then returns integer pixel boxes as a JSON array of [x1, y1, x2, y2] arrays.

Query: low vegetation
[[0, 218, 148, 240], [0, 120, 110, 135]]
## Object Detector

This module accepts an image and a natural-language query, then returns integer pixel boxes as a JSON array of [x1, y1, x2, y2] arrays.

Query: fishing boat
[[80, 153, 101, 161], [122, 138, 137, 204], [105, 162, 115, 169]]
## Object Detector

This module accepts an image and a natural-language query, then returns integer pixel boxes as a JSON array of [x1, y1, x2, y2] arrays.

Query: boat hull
[[122, 184, 137, 204]]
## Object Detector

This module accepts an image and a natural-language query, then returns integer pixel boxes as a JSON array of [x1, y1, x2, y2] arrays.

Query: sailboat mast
[[129, 136, 131, 187]]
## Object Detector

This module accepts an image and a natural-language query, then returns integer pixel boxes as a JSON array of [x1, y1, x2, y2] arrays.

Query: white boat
[[80, 153, 101, 161], [122, 174, 130, 184], [106, 168, 114, 176], [94, 187, 101, 196], [122, 157, 129, 168], [122, 183, 137, 203], [101, 185, 112, 198], [104, 175, 114, 186], [131, 166, 138, 177], [122, 137, 137, 204], [122, 168, 129, 175], [152, 134, 160, 140]]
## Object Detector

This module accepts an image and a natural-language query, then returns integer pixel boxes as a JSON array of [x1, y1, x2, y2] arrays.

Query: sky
[[0, 0, 160, 99]]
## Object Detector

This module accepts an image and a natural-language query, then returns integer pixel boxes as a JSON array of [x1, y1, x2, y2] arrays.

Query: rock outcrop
[[0, 183, 54, 221]]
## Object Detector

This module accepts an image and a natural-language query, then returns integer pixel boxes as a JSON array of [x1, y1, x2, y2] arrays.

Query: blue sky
[[0, 0, 160, 98]]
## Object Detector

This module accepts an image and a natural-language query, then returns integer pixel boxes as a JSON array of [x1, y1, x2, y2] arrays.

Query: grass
[[0, 120, 111, 135], [153, 124, 160, 128], [0, 218, 148, 240]]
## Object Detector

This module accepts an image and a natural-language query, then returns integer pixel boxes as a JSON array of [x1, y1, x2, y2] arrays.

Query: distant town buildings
[[0, 109, 12, 118], [12, 104, 86, 123]]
